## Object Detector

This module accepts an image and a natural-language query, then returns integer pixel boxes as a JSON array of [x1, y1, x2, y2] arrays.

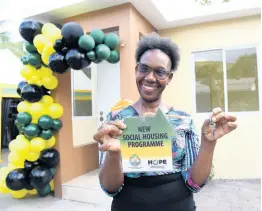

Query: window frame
[[71, 64, 97, 120], [191, 43, 261, 114]]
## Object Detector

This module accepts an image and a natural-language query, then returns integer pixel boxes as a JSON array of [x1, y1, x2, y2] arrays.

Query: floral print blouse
[[99, 105, 203, 197]]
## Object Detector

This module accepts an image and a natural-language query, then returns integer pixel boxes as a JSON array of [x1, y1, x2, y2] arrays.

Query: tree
[[0, 20, 25, 58], [195, 0, 230, 6]]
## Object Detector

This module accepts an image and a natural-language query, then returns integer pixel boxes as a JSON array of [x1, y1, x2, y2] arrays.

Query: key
[[209, 120, 216, 138]]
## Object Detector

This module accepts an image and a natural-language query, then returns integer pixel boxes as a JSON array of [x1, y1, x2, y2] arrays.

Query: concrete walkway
[[0, 179, 260, 211]]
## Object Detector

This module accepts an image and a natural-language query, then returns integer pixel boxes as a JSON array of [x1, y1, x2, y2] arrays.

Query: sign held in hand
[[120, 109, 175, 173]]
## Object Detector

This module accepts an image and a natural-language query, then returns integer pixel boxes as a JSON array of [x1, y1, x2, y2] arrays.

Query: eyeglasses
[[135, 63, 170, 80]]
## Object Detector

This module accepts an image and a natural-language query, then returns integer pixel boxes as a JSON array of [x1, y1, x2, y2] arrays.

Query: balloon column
[[0, 20, 120, 199]]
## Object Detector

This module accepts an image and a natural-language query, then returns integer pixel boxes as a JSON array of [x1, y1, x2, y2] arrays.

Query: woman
[[93, 33, 237, 211]]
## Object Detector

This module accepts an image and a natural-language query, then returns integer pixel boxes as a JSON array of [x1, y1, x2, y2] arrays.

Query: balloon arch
[[0, 20, 120, 198]]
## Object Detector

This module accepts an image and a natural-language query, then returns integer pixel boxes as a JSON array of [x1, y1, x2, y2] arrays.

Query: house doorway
[[1, 98, 21, 149]]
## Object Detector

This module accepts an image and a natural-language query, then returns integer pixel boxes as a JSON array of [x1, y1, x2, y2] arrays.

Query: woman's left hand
[[201, 107, 238, 142]]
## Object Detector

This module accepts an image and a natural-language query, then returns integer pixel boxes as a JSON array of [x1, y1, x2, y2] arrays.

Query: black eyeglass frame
[[135, 63, 171, 80]]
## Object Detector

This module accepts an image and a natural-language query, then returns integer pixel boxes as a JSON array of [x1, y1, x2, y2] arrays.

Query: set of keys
[[209, 118, 216, 138]]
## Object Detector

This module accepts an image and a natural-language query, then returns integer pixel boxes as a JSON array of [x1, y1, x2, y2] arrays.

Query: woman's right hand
[[93, 120, 127, 153]]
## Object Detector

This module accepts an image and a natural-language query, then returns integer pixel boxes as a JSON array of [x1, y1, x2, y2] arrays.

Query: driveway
[[0, 179, 260, 211]]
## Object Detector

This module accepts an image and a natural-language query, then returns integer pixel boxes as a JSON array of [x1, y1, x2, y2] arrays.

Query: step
[[62, 169, 113, 206]]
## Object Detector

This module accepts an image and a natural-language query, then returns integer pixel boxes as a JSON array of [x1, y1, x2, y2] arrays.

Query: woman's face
[[136, 49, 173, 103]]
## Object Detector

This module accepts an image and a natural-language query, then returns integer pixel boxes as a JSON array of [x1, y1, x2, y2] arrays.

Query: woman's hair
[[135, 32, 180, 72]]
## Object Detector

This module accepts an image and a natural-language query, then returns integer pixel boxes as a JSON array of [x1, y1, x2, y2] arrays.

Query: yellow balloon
[[8, 140, 16, 151], [42, 75, 58, 90], [26, 151, 40, 162], [10, 189, 27, 199], [27, 73, 42, 86], [9, 138, 30, 156], [0, 167, 10, 181], [0, 181, 9, 194], [31, 117, 39, 124], [8, 163, 17, 171], [46, 136, 56, 148], [17, 101, 31, 113], [48, 103, 63, 119], [38, 66, 52, 79], [16, 134, 27, 140], [8, 151, 25, 167], [46, 28, 62, 45], [28, 189, 37, 195], [42, 23, 57, 36], [29, 102, 45, 119], [20, 65, 36, 80], [42, 44, 56, 65], [30, 137, 46, 152], [50, 180, 55, 191], [40, 95, 54, 106], [33, 34, 49, 54]]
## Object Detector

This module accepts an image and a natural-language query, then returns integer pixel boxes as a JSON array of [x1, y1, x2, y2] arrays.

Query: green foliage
[[195, 0, 230, 6], [0, 21, 26, 58]]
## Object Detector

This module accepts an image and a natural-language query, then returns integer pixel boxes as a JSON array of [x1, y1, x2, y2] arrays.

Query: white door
[[96, 61, 121, 127], [95, 61, 120, 163]]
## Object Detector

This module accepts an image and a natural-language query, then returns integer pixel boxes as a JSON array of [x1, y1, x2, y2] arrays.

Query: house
[[0, 0, 260, 204]]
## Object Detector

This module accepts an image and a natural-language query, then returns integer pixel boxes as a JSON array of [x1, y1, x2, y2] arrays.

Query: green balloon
[[52, 119, 63, 131], [96, 44, 110, 60], [90, 29, 105, 45], [27, 53, 42, 68], [38, 184, 51, 197], [107, 50, 120, 64], [20, 56, 28, 65], [86, 50, 96, 61], [104, 33, 120, 50], [16, 112, 32, 126], [78, 34, 95, 51], [23, 124, 40, 138], [38, 115, 53, 130], [17, 126, 25, 134], [24, 41, 37, 53], [40, 129, 53, 140], [50, 167, 56, 177], [15, 119, 23, 127]]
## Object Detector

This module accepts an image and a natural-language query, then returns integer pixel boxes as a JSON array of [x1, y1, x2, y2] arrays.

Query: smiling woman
[[93, 32, 238, 211]]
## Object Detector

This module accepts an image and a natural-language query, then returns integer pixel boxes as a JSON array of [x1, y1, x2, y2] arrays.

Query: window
[[72, 67, 93, 117], [193, 47, 259, 113]]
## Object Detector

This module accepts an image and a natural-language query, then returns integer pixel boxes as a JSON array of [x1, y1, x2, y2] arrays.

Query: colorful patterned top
[[99, 105, 203, 197]]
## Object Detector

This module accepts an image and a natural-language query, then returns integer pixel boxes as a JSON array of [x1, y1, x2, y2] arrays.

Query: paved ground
[[1, 150, 261, 211]]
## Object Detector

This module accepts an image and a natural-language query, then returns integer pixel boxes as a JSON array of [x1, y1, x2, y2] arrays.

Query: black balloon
[[5, 168, 28, 191], [19, 20, 42, 43], [21, 84, 44, 102], [24, 160, 39, 172], [17, 81, 28, 96], [65, 49, 91, 70], [53, 39, 65, 52], [39, 148, 60, 168], [41, 86, 51, 95], [49, 52, 70, 74], [61, 47, 69, 55], [29, 166, 53, 190], [61, 22, 84, 48]]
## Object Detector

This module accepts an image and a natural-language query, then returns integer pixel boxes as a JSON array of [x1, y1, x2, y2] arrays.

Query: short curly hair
[[135, 32, 180, 71]]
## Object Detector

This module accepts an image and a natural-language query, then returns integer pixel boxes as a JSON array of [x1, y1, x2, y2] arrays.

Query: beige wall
[[159, 15, 261, 179], [159, 16, 262, 179], [53, 3, 155, 197]]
